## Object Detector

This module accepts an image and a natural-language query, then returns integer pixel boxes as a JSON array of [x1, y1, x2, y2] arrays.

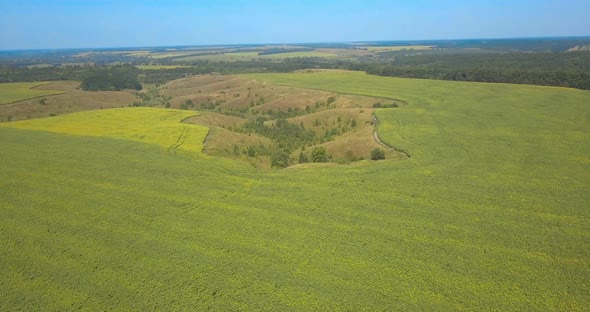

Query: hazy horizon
[[1, 0, 590, 50], [1, 36, 589, 52]]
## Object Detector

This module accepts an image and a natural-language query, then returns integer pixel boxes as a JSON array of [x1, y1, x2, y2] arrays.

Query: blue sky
[[1, 0, 589, 50]]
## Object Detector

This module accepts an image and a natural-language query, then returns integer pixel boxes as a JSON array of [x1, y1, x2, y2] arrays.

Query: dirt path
[[372, 113, 410, 158], [202, 128, 212, 153]]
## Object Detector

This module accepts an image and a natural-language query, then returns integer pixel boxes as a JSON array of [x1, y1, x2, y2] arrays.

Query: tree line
[[2, 52, 590, 90], [357, 52, 590, 90], [80, 65, 142, 91]]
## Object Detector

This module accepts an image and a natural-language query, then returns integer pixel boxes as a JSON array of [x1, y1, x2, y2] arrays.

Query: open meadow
[[1, 71, 589, 310]]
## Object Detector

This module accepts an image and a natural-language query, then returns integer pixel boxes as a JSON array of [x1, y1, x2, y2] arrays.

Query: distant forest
[[1, 38, 590, 90], [354, 52, 590, 90]]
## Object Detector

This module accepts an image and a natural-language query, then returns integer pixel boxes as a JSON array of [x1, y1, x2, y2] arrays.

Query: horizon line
[[1, 35, 590, 52]]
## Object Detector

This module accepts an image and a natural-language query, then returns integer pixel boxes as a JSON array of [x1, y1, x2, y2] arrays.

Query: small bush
[[298, 152, 309, 164], [371, 148, 385, 160]]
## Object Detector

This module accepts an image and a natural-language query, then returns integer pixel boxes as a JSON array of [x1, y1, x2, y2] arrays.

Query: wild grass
[[0, 82, 64, 105], [1, 72, 589, 310]]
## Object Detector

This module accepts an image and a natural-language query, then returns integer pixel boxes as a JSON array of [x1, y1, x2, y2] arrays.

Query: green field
[[4, 107, 208, 154], [175, 51, 336, 62], [366, 45, 434, 51], [260, 51, 337, 58], [137, 65, 194, 70], [0, 82, 64, 105], [1, 72, 589, 310]]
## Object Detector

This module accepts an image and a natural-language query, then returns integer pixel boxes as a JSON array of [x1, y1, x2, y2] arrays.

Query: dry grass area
[[0, 82, 65, 105], [0, 81, 136, 122], [164, 75, 398, 111], [167, 75, 406, 166]]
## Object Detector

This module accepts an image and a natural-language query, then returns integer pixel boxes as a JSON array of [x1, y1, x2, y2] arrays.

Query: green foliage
[[133, 87, 171, 108], [241, 118, 315, 152], [370, 148, 385, 160], [298, 151, 309, 164], [373, 102, 399, 108], [364, 52, 590, 90], [310, 146, 330, 162], [80, 65, 142, 91], [270, 149, 289, 168], [247, 145, 256, 157]]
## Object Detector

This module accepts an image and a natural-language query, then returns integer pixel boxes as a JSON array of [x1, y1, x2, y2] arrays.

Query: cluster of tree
[[357, 52, 590, 90], [80, 65, 142, 91], [0, 65, 90, 82], [231, 117, 338, 168], [277, 146, 330, 168], [363, 38, 590, 52], [0, 49, 149, 68], [241, 118, 315, 152], [392, 51, 590, 71], [132, 87, 171, 107]]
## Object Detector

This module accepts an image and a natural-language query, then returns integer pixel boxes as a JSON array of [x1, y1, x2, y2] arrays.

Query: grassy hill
[[0, 81, 136, 122], [1, 71, 589, 310]]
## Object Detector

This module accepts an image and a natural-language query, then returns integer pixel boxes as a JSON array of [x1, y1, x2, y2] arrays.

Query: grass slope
[[1, 72, 589, 310], [0, 82, 64, 105], [0, 81, 137, 122], [2, 107, 208, 154]]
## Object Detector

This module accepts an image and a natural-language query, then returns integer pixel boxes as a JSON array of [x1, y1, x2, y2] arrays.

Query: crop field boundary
[[202, 128, 212, 153], [372, 112, 410, 158], [0, 82, 66, 105], [167, 126, 189, 155], [1, 92, 65, 106]]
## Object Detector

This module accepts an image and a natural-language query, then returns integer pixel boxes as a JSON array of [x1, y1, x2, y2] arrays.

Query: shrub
[[311, 147, 330, 162], [298, 152, 309, 164], [271, 150, 289, 168], [371, 148, 385, 160]]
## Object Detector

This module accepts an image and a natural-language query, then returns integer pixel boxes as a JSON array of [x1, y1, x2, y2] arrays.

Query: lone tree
[[371, 148, 385, 160]]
